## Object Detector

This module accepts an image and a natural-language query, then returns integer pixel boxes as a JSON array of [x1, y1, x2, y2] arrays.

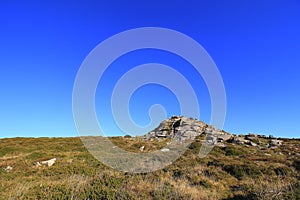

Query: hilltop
[[0, 117, 299, 199], [143, 116, 298, 150]]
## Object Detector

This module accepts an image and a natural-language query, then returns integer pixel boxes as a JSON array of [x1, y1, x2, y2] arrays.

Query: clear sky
[[0, 0, 299, 138]]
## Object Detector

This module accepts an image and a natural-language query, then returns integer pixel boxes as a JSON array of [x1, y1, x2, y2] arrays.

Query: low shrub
[[223, 164, 261, 180], [293, 159, 300, 171], [224, 146, 244, 156]]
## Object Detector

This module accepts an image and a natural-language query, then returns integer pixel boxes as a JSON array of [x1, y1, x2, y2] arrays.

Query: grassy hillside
[[0, 136, 299, 200]]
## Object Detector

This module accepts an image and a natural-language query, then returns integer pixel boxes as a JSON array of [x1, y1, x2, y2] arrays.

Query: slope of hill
[[0, 117, 299, 199]]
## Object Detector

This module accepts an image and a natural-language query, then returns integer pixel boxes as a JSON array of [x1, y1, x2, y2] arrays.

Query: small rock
[[43, 158, 56, 167], [247, 133, 258, 137], [232, 137, 246, 145], [217, 134, 233, 142], [161, 148, 170, 152], [264, 153, 271, 156], [270, 139, 283, 147], [250, 142, 257, 147], [246, 136, 258, 142], [215, 143, 226, 147], [4, 166, 13, 172], [140, 146, 145, 151], [38, 158, 57, 167]]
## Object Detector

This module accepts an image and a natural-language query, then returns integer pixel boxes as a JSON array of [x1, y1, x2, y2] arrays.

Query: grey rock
[[247, 133, 258, 137], [232, 137, 246, 145], [161, 148, 170, 152], [4, 166, 12, 172], [180, 131, 198, 139], [270, 139, 283, 146], [140, 146, 145, 151], [250, 142, 257, 147], [206, 134, 217, 141], [217, 134, 233, 142], [246, 136, 258, 141], [145, 116, 233, 144], [36, 158, 57, 167]]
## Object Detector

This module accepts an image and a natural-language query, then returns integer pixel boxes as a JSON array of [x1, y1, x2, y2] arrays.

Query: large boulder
[[145, 116, 232, 143], [217, 134, 233, 142], [232, 137, 247, 145], [245, 134, 259, 142]]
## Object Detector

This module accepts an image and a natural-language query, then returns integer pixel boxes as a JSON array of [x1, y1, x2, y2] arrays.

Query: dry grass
[[0, 137, 299, 199]]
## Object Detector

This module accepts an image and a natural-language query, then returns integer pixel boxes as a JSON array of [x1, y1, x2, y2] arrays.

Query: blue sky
[[0, 0, 299, 138]]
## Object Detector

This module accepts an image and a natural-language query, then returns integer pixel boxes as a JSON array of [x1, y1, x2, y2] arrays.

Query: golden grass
[[0, 137, 299, 199]]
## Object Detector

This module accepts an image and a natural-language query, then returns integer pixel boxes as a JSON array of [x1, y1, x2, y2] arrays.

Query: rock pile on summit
[[144, 116, 283, 149], [146, 116, 206, 140], [145, 116, 232, 144]]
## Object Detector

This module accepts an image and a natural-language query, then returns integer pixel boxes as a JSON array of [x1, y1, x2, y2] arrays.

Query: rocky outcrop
[[146, 116, 201, 140], [144, 116, 283, 149], [145, 116, 232, 145]]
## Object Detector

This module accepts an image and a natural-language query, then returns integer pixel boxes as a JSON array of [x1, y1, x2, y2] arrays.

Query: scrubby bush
[[223, 164, 262, 180], [224, 146, 244, 156], [293, 159, 300, 171], [188, 141, 201, 150]]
